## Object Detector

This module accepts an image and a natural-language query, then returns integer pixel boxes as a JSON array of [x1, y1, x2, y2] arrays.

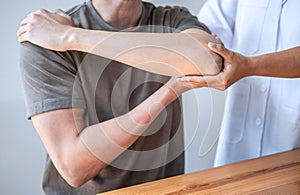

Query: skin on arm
[[17, 9, 222, 76], [186, 43, 300, 90], [30, 75, 196, 187], [250, 46, 300, 78], [70, 28, 221, 76]]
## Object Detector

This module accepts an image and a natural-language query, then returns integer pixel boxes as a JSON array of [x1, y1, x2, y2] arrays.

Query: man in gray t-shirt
[[19, 1, 209, 194]]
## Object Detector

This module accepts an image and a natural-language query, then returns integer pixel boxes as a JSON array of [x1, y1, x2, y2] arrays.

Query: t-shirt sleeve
[[19, 42, 86, 119], [171, 8, 209, 33]]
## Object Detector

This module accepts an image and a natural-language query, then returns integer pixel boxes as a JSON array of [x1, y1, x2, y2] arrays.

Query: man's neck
[[92, 0, 143, 29]]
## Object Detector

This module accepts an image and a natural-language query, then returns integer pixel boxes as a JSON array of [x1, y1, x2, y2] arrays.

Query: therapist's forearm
[[249, 46, 300, 78], [67, 28, 221, 76]]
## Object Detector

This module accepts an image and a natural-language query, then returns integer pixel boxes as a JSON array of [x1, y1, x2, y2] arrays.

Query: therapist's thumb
[[208, 42, 231, 60]]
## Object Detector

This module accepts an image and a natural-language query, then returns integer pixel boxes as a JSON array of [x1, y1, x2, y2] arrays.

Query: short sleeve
[[19, 42, 86, 119], [171, 8, 208, 33]]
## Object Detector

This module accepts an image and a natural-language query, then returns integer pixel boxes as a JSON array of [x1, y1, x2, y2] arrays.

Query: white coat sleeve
[[197, 0, 238, 48]]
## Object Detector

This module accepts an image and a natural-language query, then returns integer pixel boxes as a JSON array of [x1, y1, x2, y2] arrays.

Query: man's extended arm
[[17, 9, 222, 76]]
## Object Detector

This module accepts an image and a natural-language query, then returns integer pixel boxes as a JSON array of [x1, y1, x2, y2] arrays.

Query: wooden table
[[101, 149, 300, 194]]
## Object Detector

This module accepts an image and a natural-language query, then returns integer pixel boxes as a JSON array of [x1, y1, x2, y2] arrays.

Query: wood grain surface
[[100, 149, 300, 194]]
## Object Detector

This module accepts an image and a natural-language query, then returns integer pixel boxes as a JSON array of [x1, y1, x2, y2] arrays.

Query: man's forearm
[[80, 81, 177, 159], [68, 28, 221, 76], [69, 80, 179, 186], [250, 46, 300, 78]]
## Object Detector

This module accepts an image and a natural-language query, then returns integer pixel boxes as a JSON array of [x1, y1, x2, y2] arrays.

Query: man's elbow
[[59, 158, 104, 188], [65, 177, 84, 188], [60, 165, 88, 188]]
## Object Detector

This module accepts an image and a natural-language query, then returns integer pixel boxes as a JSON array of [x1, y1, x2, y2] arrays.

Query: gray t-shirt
[[20, 1, 206, 194]]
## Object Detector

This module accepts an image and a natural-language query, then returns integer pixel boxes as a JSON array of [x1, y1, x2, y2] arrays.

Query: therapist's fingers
[[183, 74, 228, 91], [208, 43, 232, 61], [211, 33, 223, 46], [202, 74, 230, 91]]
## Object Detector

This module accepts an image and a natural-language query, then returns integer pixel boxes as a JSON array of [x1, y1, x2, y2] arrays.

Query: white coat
[[198, 0, 300, 166]]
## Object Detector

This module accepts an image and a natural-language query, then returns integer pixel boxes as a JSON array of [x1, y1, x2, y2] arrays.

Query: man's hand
[[17, 9, 74, 51]]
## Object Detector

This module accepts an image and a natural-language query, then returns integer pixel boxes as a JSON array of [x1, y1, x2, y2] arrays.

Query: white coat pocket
[[276, 105, 300, 150], [221, 81, 251, 143], [233, 0, 270, 55]]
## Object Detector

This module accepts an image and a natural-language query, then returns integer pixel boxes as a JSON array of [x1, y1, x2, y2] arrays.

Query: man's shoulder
[[141, 2, 203, 32], [142, 1, 189, 15], [64, 1, 90, 28], [143, 2, 195, 17], [65, 1, 87, 17]]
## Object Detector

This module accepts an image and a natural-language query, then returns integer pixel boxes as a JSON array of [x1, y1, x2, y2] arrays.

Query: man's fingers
[[20, 12, 34, 26], [208, 43, 232, 60], [17, 24, 27, 36], [36, 8, 49, 15], [20, 18, 29, 26], [18, 32, 29, 43], [53, 9, 74, 26], [53, 9, 67, 17], [18, 35, 25, 43]]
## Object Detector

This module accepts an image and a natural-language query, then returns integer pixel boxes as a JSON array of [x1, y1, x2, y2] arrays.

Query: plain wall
[[0, 0, 225, 194]]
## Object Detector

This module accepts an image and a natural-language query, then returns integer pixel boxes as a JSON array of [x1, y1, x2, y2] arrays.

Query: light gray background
[[0, 0, 225, 194]]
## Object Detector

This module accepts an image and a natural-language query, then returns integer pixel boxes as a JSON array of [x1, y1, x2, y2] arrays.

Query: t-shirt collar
[[86, 0, 146, 31]]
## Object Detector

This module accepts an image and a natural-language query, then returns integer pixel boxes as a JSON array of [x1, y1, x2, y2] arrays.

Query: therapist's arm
[[17, 9, 222, 76], [187, 43, 300, 90], [249, 46, 300, 78]]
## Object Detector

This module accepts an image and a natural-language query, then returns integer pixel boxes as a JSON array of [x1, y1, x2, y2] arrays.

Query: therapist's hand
[[185, 43, 252, 91], [17, 9, 74, 51]]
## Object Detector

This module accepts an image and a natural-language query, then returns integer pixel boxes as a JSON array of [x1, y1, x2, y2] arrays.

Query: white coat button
[[255, 117, 262, 125], [260, 85, 267, 93]]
